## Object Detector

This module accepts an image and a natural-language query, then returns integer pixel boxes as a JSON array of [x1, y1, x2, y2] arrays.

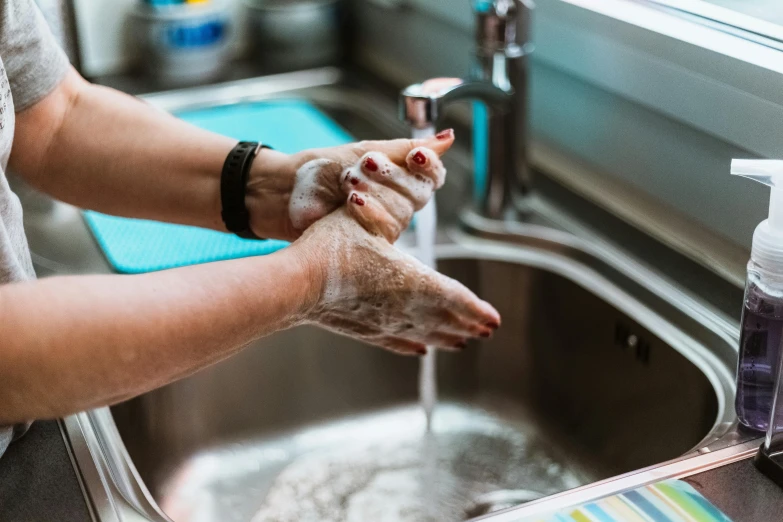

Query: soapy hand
[[245, 130, 456, 241], [291, 207, 501, 355], [287, 139, 501, 356]]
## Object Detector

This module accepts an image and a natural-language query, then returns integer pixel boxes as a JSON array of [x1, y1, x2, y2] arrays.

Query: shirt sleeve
[[0, 0, 70, 112]]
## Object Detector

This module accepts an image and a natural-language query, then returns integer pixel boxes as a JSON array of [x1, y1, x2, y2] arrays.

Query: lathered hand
[[288, 148, 500, 356], [246, 130, 455, 241]]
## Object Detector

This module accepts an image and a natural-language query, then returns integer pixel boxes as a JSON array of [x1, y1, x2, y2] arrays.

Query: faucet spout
[[400, 79, 511, 131], [399, 0, 533, 220]]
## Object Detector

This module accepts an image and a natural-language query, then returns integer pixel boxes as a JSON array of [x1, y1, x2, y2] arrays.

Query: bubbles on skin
[[290, 149, 498, 351], [306, 217, 463, 347], [289, 151, 444, 236], [290, 159, 336, 231], [358, 152, 436, 211]]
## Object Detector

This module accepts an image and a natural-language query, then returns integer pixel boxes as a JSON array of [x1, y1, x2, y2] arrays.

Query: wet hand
[[290, 207, 501, 356], [244, 130, 455, 241]]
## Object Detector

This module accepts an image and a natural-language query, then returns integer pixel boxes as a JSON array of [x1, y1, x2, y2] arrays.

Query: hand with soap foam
[[285, 133, 501, 356], [245, 130, 456, 241]]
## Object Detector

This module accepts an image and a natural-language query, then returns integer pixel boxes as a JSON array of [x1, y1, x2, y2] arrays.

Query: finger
[[340, 166, 371, 193], [436, 273, 502, 328], [406, 147, 446, 190], [354, 129, 455, 165], [436, 310, 494, 338], [357, 152, 432, 209], [420, 332, 470, 351], [371, 184, 416, 234], [376, 336, 428, 357], [346, 191, 406, 243]]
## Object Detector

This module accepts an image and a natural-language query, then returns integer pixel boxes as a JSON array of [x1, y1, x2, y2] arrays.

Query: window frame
[[403, 0, 783, 159]]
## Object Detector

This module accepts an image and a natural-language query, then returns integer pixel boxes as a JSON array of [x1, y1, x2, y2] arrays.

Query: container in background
[[129, 0, 232, 86], [143, 0, 186, 5], [243, 0, 344, 73]]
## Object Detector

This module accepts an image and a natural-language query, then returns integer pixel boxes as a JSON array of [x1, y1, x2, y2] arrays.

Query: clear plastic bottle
[[732, 160, 783, 431], [736, 264, 783, 431]]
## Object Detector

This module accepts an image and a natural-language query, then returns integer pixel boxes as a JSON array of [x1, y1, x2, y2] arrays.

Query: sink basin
[[111, 246, 730, 521], [39, 70, 741, 522]]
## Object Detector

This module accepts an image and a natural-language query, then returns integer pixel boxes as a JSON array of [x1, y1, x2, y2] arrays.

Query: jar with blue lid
[[130, 0, 232, 86]]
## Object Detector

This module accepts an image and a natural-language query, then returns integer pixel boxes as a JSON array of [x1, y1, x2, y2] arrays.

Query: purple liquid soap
[[736, 281, 783, 432]]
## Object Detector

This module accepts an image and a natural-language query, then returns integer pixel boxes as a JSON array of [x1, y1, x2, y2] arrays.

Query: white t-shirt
[[0, 0, 69, 458]]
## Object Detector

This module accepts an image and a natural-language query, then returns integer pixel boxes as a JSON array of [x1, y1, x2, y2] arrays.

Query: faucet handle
[[473, 0, 533, 54]]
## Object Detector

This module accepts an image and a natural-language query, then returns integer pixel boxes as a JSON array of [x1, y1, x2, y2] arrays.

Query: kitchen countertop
[[0, 420, 91, 521], [685, 456, 783, 522]]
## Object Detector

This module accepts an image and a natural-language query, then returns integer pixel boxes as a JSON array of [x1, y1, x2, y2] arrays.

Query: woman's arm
[[9, 68, 455, 241], [0, 247, 314, 425], [0, 210, 499, 426], [0, 147, 499, 426], [10, 69, 234, 233]]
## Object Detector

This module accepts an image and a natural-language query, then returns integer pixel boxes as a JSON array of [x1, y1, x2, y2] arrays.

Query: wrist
[[245, 147, 298, 240], [280, 241, 324, 320]]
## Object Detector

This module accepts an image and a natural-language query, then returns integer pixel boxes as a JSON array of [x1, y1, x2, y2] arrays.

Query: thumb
[[356, 129, 455, 165], [345, 191, 407, 244]]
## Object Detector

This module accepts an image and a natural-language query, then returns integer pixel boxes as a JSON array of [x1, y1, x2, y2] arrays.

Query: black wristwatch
[[220, 141, 271, 240]]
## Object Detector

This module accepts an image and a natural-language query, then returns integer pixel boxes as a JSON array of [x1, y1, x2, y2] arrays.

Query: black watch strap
[[220, 141, 269, 240]]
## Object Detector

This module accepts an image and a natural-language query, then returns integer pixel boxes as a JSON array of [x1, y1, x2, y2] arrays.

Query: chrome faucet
[[400, 0, 533, 219]]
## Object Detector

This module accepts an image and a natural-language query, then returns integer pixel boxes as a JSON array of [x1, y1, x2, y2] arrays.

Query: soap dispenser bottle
[[731, 160, 783, 432], [755, 326, 783, 487]]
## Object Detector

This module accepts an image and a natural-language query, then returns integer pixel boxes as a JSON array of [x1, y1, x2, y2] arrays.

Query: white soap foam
[[289, 158, 336, 231], [289, 149, 443, 238]]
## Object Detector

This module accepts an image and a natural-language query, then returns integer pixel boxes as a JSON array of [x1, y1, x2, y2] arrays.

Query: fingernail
[[364, 157, 379, 172], [417, 347, 428, 356], [454, 342, 468, 350], [350, 177, 359, 186], [486, 321, 500, 329], [350, 193, 366, 206], [479, 331, 491, 338], [412, 151, 427, 165], [436, 128, 454, 140]]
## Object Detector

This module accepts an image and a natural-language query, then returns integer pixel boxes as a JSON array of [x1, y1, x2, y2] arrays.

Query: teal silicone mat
[[515, 479, 733, 522], [84, 100, 354, 274]]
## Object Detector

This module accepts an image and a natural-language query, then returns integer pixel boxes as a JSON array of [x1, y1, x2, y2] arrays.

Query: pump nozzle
[[732, 159, 783, 272], [732, 159, 783, 231]]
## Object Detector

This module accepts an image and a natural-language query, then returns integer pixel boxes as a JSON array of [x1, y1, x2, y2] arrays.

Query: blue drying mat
[[84, 100, 354, 274]]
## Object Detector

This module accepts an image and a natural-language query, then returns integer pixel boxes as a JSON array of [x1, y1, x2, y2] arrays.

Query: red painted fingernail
[[350, 193, 366, 206], [413, 151, 427, 165], [486, 321, 500, 329], [350, 177, 359, 186], [455, 342, 468, 350], [480, 331, 491, 338], [364, 158, 379, 172], [417, 347, 428, 356], [436, 128, 454, 140]]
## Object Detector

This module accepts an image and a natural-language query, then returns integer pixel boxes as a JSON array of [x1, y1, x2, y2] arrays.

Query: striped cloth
[[518, 480, 733, 522]]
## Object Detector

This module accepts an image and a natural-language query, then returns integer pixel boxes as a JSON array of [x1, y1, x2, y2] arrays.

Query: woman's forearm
[[10, 68, 243, 231], [0, 248, 314, 424]]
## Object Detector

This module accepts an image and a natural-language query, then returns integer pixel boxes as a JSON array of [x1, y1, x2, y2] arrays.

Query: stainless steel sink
[[107, 241, 732, 521], [32, 69, 749, 522]]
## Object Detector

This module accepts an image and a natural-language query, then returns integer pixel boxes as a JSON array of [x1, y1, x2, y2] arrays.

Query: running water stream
[[412, 126, 439, 432]]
